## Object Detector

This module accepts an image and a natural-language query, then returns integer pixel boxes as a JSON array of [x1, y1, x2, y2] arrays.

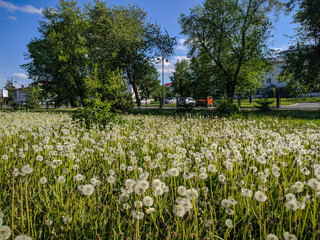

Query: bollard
[[276, 92, 280, 109]]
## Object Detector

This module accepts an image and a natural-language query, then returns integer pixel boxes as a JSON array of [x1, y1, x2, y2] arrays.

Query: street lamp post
[[157, 56, 169, 108]]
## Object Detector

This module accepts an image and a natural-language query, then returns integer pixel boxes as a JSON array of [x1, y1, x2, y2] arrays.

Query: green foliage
[[280, 0, 320, 92], [72, 98, 116, 128], [255, 98, 274, 111], [23, 0, 176, 109], [170, 59, 193, 97], [214, 98, 240, 114], [179, 0, 281, 100], [136, 63, 161, 100], [86, 1, 176, 107], [25, 86, 41, 109], [22, 0, 89, 106], [108, 71, 134, 113]]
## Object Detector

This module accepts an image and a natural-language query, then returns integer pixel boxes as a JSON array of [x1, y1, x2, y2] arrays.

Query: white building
[[263, 45, 311, 89], [263, 56, 286, 89]]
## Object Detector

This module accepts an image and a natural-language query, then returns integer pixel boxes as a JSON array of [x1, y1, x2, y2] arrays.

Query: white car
[[178, 97, 196, 107], [140, 98, 151, 104], [165, 97, 177, 104]]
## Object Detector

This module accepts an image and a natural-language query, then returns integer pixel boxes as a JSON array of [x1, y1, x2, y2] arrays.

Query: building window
[[266, 78, 272, 84], [278, 66, 283, 72]]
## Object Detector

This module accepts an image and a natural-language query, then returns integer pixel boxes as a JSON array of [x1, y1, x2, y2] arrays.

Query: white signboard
[[2, 90, 8, 98]]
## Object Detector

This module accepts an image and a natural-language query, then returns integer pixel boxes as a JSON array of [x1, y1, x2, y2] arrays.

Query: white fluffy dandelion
[[0, 225, 11, 240], [254, 191, 267, 202], [143, 196, 154, 207], [14, 235, 32, 240], [178, 186, 187, 196], [81, 184, 95, 196], [57, 176, 66, 184], [266, 234, 279, 240], [241, 188, 253, 198], [283, 232, 297, 240], [39, 177, 48, 184], [173, 204, 186, 217], [168, 168, 179, 177], [73, 174, 84, 182], [221, 199, 231, 209], [225, 219, 233, 228], [21, 164, 33, 175]]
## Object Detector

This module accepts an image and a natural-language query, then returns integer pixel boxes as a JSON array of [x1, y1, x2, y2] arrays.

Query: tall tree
[[136, 62, 161, 100], [90, 1, 176, 106], [170, 59, 193, 97], [179, 0, 280, 101], [279, 0, 320, 92], [22, 0, 89, 106]]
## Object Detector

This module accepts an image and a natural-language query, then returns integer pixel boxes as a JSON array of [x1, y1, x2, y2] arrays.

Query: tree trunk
[[128, 72, 141, 108], [226, 80, 236, 103]]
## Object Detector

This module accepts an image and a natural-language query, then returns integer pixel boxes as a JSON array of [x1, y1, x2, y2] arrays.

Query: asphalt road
[[137, 102, 320, 110], [280, 102, 320, 110]]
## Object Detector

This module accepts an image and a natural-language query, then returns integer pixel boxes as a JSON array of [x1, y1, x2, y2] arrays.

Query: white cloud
[[176, 38, 187, 53], [11, 73, 28, 80], [154, 55, 190, 75], [8, 15, 16, 20], [273, 44, 289, 52], [0, 0, 42, 15], [174, 56, 190, 62]]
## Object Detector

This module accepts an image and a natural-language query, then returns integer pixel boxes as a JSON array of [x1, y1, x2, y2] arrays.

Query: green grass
[[0, 111, 319, 239], [234, 97, 320, 108]]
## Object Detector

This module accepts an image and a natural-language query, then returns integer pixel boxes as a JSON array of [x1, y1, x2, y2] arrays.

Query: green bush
[[214, 98, 240, 114], [72, 98, 117, 128], [255, 98, 274, 111]]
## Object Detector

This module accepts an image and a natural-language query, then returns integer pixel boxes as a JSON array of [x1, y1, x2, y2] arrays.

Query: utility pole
[[157, 56, 168, 108]]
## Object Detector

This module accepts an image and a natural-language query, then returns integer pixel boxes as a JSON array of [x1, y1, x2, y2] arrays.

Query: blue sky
[[0, 0, 297, 89]]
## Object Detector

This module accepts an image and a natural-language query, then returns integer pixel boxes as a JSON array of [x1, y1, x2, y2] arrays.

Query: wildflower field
[[0, 112, 319, 240]]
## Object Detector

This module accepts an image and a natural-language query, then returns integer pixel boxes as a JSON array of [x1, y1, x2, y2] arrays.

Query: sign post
[[0, 90, 8, 108]]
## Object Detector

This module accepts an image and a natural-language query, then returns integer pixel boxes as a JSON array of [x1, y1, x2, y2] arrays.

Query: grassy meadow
[[0, 111, 319, 240]]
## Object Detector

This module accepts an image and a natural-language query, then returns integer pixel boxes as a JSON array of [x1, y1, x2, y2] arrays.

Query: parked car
[[196, 96, 213, 107], [165, 97, 177, 104], [140, 98, 151, 104], [178, 97, 196, 107]]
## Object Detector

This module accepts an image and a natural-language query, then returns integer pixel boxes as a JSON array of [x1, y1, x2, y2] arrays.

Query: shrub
[[72, 98, 116, 128], [255, 98, 274, 111], [214, 98, 240, 114]]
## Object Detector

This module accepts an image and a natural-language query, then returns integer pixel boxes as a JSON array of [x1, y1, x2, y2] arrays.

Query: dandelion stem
[[20, 177, 24, 234], [11, 176, 15, 240], [25, 175, 31, 236]]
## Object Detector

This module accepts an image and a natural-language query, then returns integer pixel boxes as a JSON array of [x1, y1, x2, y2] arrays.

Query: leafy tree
[[88, 1, 175, 106], [22, 0, 89, 106], [137, 63, 161, 100], [23, 0, 176, 110], [25, 86, 41, 109], [189, 51, 214, 102], [170, 59, 193, 97], [279, 0, 320, 92], [179, 0, 280, 101]]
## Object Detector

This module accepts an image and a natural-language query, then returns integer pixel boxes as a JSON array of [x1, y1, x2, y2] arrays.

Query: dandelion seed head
[[81, 184, 95, 196], [266, 234, 279, 240], [225, 219, 233, 228], [254, 191, 267, 202]]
